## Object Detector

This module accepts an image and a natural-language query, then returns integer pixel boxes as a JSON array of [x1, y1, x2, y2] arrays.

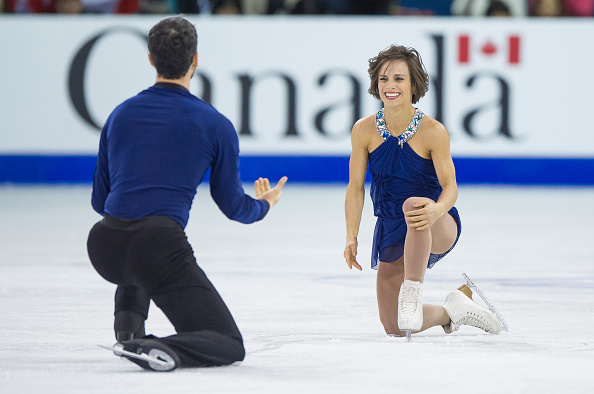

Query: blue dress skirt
[[368, 139, 461, 270]]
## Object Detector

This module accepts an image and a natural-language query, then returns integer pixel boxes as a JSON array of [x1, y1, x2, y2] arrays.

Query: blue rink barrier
[[0, 155, 593, 185]]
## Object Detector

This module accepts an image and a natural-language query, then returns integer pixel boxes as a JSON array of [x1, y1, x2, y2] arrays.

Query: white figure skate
[[462, 273, 509, 332], [398, 280, 424, 342], [442, 274, 507, 334]]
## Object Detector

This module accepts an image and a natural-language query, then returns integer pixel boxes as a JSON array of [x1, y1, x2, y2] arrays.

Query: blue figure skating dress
[[368, 108, 461, 270]]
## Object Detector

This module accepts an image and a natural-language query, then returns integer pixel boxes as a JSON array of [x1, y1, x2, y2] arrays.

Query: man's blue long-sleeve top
[[91, 83, 269, 228]]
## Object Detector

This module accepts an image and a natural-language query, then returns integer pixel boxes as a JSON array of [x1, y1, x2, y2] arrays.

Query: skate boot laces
[[401, 285, 422, 316], [444, 287, 502, 334], [398, 280, 424, 333], [454, 312, 496, 333]]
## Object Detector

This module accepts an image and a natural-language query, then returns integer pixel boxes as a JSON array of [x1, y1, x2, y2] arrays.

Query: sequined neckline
[[375, 108, 424, 148]]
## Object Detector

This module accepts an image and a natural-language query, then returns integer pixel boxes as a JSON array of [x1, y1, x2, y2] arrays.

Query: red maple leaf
[[481, 41, 497, 56]]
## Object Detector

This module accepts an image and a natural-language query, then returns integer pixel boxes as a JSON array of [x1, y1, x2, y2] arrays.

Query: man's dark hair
[[148, 16, 198, 80], [486, 1, 511, 16]]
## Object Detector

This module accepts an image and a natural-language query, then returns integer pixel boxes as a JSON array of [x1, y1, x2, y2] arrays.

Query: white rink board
[[1, 16, 593, 157]]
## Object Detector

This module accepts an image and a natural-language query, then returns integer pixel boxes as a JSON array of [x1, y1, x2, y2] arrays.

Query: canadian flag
[[458, 35, 521, 65]]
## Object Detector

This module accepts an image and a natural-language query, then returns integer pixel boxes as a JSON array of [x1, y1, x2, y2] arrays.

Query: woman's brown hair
[[367, 45, 429, 104]]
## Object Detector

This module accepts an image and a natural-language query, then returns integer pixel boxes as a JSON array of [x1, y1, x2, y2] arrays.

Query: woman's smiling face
[[377, 60, 414, 107]]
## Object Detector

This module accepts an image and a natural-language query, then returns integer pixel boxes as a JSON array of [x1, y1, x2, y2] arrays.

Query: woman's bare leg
[[376, 259, 450, 336], [376, 197, 459, 336], [376, 259, 404, 334], [402, 197, 458, 282]]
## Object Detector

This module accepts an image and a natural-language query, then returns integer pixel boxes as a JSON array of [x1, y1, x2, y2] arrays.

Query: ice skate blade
[[98, 344, 170, 368], [462, 273, 509, 332], [405, 330, 412, 342]]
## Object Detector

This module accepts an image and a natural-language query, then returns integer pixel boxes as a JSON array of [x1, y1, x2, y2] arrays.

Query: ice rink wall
[[1, 16, 593, 185]]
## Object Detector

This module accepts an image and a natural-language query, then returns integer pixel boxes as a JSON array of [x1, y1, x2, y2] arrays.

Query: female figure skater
[[344, 45, 502, 338]]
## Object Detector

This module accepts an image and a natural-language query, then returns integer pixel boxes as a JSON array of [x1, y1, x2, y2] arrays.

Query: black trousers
[[87, 214, 245, 367]]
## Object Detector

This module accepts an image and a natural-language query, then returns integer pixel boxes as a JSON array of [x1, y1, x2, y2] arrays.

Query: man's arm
[[209, 118, 273, 224]]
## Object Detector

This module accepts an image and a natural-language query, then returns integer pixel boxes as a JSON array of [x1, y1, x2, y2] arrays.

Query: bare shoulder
[[419, 114, 450, 148], [420, 115, 448, 136], [352, 114, 377, 135], [351, 114, 380, 146]]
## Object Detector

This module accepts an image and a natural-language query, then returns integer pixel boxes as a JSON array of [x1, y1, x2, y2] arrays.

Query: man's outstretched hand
[[255, 176, 288, 208]]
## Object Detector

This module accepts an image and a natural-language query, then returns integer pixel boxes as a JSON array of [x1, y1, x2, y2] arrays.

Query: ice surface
[[1, 184, 593, 393]]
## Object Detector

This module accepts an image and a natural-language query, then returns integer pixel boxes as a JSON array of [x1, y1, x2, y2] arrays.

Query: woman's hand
[[404, 200, 444, 231], [344, 239, 362, 271]]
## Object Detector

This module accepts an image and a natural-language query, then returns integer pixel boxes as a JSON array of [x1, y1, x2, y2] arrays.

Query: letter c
[[68, 27, 148, 131]]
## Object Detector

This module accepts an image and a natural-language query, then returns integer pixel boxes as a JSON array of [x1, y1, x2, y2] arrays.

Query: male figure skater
[[87, 16, 287, 371]]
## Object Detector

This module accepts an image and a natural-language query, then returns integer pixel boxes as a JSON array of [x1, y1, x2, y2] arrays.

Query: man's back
[[92, 84, 268, 227]]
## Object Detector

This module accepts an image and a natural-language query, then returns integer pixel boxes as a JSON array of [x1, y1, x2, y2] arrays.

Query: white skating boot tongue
[[398, 279, 424, 340]]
